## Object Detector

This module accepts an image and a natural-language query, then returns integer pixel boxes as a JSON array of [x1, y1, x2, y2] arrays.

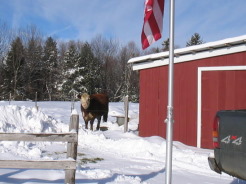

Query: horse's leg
[[90, 119, 95, 131], [96, 116, 102, 131]]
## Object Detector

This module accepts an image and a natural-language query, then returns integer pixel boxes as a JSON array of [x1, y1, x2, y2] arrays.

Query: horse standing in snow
[[77, 93, 109, 131]]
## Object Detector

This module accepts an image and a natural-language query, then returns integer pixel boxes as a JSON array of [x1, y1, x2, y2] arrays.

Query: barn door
[[201, 70, 246, 149]]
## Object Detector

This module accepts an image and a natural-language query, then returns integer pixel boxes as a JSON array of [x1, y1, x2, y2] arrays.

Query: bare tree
[[90, 35, 120, 100], [0, 21, 13, 63], [119, 41, 140, 102]]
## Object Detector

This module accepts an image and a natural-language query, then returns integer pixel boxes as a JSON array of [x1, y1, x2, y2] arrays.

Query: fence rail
[[0, 114, 79, 184], [0, 132, 78, 142], [0, 160, 76, 169]]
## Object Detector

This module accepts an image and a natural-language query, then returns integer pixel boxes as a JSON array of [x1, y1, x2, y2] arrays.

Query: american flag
[[141, 0, 164, 50]]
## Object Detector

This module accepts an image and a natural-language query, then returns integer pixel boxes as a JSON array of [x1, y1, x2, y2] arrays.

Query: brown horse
[[77, 93, 109, 130]]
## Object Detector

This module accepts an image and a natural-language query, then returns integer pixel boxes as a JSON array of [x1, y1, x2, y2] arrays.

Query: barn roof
[[128, 35, 246, 71]]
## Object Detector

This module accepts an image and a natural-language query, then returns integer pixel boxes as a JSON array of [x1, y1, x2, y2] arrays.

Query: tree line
[[0, 24, 142, 102], [0, 21, 204, 102]]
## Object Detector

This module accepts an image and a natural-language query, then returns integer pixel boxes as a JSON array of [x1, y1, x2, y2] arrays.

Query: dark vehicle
[[208, 110, 246, 180]]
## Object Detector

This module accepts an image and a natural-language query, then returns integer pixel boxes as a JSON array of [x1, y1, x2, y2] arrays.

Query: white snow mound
[[0, 105, 65, 133]]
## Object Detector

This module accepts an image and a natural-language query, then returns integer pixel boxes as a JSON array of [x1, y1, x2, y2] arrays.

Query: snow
[[0, 101, 245, 184]]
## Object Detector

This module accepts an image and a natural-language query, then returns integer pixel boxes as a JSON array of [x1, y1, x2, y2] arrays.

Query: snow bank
[[0, 102, 243, 184], [79, 129, 166, 160], [0, 105, 67, 133], [0, 105, 68, 161]]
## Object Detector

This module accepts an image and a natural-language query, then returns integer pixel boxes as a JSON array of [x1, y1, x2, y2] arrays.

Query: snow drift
[[0, 101, 244, 184]]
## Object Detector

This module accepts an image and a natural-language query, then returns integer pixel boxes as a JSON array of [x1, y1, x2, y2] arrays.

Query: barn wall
[[201, 70, 246, 148], [139, 51, 246, 148], [139, 66, 168, 137]]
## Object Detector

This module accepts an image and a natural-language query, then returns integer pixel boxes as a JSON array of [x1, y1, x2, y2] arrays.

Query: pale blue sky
[[0, 0, 245, 49]]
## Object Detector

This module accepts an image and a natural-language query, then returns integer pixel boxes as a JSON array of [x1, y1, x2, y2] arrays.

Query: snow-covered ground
[[0, 100, 245, 184]]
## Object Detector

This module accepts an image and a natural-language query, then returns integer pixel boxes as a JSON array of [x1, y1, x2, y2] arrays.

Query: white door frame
[[197, 65, 246, 148]]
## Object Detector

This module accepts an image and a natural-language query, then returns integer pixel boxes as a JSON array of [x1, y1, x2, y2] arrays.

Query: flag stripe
[[144, 21, 155, 45], [141, 0, 164, 49], [148, 11, 161, 40], [153, 0, 163, 32]]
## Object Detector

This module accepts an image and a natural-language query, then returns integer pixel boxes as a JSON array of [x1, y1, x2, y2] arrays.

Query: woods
[[0, 24, 140, 102]]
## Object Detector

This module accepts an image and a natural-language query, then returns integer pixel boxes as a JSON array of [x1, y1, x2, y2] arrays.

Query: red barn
[[128, 35, 246, 149]]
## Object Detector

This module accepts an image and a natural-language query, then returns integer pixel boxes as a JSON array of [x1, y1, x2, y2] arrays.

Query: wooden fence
[[0, 114, 79, 184]]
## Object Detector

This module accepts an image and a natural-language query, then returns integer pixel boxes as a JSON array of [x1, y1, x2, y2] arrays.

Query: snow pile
[[0, 105, 68, 161], [108, 175, 146, 184], [79, 168, 112, 179], [80, 130, 166, 159], [0, 105, 67, 133]]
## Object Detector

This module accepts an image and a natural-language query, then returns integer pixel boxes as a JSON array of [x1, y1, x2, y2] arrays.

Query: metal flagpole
[[165, 0, 175, 183]]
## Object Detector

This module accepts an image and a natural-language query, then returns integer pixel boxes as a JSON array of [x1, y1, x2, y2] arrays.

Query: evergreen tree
[[78, 42, 101, 94], [186, 33, 204, 46], [42, 37, 58, 100], [24, 37, 43, 100], [162, 38, 170, 51], [2, 37, 25, 100], [161, 38, 180, 52], [60, 41, 81, 100]]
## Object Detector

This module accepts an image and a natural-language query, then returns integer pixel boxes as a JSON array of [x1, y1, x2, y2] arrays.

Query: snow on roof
[[128, 35, 246, 70]]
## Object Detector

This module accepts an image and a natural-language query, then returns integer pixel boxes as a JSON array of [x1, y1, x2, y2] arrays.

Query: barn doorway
[[197, 66, 246, 149]]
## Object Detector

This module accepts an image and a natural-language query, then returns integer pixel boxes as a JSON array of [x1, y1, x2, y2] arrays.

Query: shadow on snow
[[0, 168, 165, 183]]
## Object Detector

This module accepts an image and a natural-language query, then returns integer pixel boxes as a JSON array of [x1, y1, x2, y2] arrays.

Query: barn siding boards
[[139, 67, 160, 137], [130, 35, 246, 148], [201, 71, 219, 148], [175, 61, 198, 146], [201, 70, 246, 148], [235, 71, 246, 108], [157, 66, 168, 138]]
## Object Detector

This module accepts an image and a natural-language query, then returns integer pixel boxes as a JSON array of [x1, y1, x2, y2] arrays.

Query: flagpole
[[165, 0, 175, 183]]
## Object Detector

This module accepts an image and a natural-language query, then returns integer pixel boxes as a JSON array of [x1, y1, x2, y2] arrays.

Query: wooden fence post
[[35, 92, 39, 110], [124, 96, 129, 133], [9, 93, 11, 105], [65, 114, 79, 184], [70, 90, 75, 113]]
